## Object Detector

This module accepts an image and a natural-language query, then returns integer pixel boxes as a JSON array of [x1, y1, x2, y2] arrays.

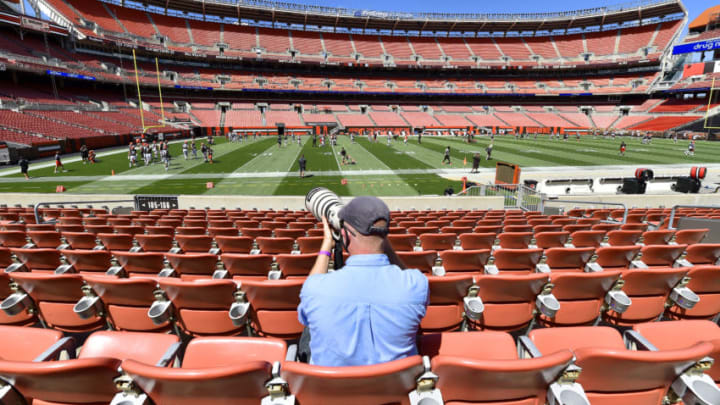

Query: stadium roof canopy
[[135, 0, 686, 33]]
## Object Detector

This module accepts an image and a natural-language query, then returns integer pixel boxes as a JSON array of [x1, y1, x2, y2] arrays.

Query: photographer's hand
[[309, 216, 334, 276]]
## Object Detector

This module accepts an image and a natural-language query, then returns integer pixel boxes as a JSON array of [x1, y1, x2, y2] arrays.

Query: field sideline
[[0, 134, 718, 196]]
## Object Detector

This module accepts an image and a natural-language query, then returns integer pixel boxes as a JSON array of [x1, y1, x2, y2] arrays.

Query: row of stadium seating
[[48, 0, 683, 67], [0, 319, 719, 404], [2, 257, 719, 332]]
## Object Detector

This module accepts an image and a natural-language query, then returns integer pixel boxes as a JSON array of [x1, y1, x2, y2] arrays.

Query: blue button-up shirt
[[298, 254, 429, 367]]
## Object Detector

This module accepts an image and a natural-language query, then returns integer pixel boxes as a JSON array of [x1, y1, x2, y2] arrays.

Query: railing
[[667, 204, 720, 230], [458, 184, 544, 211], [33, 199, 134, 224], [540, 199, 628, 223]]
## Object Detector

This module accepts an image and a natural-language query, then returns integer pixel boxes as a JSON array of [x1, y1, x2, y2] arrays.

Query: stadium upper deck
[[31, 0, 685, 69]]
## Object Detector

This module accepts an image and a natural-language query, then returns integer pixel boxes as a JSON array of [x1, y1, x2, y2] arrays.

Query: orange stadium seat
[[396, 251, 438, 274], [666, 266, 720, 320], [497, 232, 533, 249], [256, 237, 294, 254], [82, 275, 170, 332], [569, 230, 606, 248], [0, 331, 179, 405], [438, 249, 490, 273], [529, 326, 712, 405], [422, 275, 475, 332], [117, 337, 287, 405], [10, 248, 61, 272], [165, 253, 219, 279], [60, 249, 113, 274], [297, 236, 323, 253], [220, 254, 274, 279], [135, 234, 173, 252], [111, 251, 165, 277], [675, 228, 709, 245], [97, 233, 133, 250], [26, 231, 62, 248], [387, 234, 417, 251], [421, 332, 576, 405], [491, 248, 544, 273], [275, 253, 316, 278], [685, 244, 720, 266], [241, 279, 304, 339], [419, 233, 456, 251]]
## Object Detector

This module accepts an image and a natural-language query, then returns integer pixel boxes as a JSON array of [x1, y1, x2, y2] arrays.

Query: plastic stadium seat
[[241, 228, 273, 238], [155, 278, 242, 336], [570, 230, 606, 248], [135, 235, 173, 252], [0, 325, 65, 361], [438, 250, 490, 273], [607, 230, 643, 246], [528, 326, 712, 405], [427, 220, 451, 228], [61, 249, 113, 273], [422, 275, 475, 332], [108, 218, 132, 227], [595, 246, 642, 269], [458, 233, 496, 250], [165, 253, 218, 279], [146, 226, 175, 235], [281, 356, 426, 405], [175, 235, 214, 253], [235, 220, 260, 229], [0, 331, 179, 404], [539, 271, 623, 327], [207, 227, 238, 237], [685, 244, 720, 266], [0, 247, 10, 269], [632, 320, 720, 385], [452, 219, 476, 227], [504, 225, 533, 233], [419, 233, 456, 251], [215, 236, 253, 253], [112, 251, 165, 277], [396, 251, 438, 274], [297, 236, 323, 253], [289, 221, 316, 231], [387, 234, 417, 252], [406, 226, 439, 237], [134, 218, 158, 227], [256, 237, 294, 254], [620, 223, 649, 232], [603, 268, 688, 326], [218, 253, 272, 279], [638, 244, 688, 267], [176, 227, 207, 236], [84, 225, 113, 235], [97, 233, 134, 251], [497, 232, 533, 249], [307, 229, 324, 237], [82, 275, 169, 332], [11, 248, 61, 272], [56, 224, 86, 234], [114, 225, 145, 236], [0, 270, 36, 326], [388, 226, 406, 235], [118, 337, 287, 405], [275, 254, 316, 278], [241, 279, 304, 339], [3, 272, 104, 332], [157, 219, 183, 228], [591, 223, 621, 232], [421, 332, 575, 405], [184, 219, 208, 228], [675, 228, 709, 245], [474, 225, 503, 234], [58, 217, 83, 226], [533, 224, 563, 233], [544, 247, 595, 272], [534, 231, 570, 249], [440, 226, 473, 236], [274, 228, 306, 239], [467, 274, 551, 332], [492, 248, 544, 273], [563, 224, 592, 233], [208, 220, 235, 228], [0, 231, 27, 248], [261, 221, 286, 230], [666, 266, 720, 320], [398, 221, 424, 228], [641, 230, 675, 245], [26, 231, 62, 248]]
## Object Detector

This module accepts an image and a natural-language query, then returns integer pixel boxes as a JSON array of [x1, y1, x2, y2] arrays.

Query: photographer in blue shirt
[[298, 196, 429, 367]]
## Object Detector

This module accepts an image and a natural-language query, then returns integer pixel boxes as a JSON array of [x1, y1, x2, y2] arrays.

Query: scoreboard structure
[[495, 161, 521, 185]]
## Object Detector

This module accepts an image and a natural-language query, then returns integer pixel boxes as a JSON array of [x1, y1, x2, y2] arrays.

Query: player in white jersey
[[182, 141, 189, 160]]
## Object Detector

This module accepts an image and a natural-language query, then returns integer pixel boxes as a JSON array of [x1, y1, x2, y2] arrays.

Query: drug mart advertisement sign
[[673, 39, 720, 55]]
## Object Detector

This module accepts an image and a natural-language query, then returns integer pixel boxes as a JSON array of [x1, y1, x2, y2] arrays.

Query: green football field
[[0, 134, 718, 196]]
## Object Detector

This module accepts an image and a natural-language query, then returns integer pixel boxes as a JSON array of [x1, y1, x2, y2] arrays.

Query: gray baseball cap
[[338, 196, 390, 236]]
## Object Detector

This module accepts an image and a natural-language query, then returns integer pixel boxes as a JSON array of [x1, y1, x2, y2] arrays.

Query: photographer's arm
[[309, 217, 334, 276]]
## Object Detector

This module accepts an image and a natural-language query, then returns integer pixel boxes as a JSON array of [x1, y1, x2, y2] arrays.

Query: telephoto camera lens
[[305, 187, 343, 230]]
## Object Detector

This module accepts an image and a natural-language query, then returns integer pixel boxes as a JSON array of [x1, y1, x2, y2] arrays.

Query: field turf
[[0, 134, 718, 196]]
